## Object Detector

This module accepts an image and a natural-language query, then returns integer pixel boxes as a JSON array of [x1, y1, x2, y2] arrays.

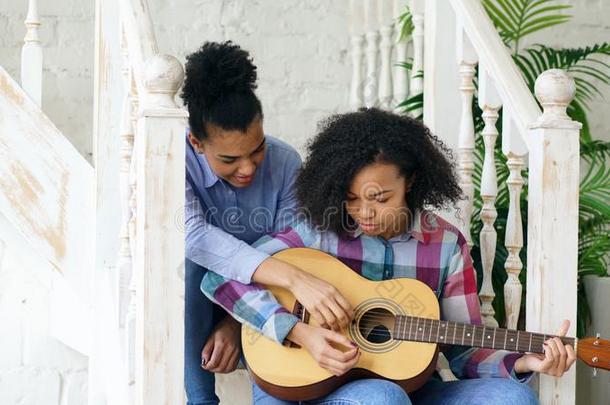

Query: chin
[[229, 180, 253, 188], [359, 227, 382, 236]]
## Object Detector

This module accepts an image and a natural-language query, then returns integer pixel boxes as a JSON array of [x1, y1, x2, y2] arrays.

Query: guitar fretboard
[[393, 316, 575, 354]]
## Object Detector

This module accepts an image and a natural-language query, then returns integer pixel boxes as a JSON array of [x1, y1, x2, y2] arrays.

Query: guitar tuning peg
[[593, 367, 597, 378], [594, 333, 601, 345], [596, 332, 601, 339]]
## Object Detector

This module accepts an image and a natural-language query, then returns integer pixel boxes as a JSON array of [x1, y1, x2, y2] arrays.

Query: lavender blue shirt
[[185, 134, 301, 283]]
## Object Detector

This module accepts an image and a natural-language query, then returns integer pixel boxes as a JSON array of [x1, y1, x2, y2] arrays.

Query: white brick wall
[[0, 0, 352, 163], [0, 1, 608, 404], [1, 0, 607, 158]]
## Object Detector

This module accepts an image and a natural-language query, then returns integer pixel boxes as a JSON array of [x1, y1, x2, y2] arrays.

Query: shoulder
[[416, 210, 467, 251], [265, 136, 302, 167], [253, 216, 322, 250]]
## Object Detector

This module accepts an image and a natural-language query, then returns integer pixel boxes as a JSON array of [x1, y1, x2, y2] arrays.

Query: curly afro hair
[[296, 108, 463, 235], [181, 41, 263, 140]]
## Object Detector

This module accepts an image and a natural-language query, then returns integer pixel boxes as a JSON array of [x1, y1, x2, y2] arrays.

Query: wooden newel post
[[526, 69, 580, 404], [135, 54, 187, 405]]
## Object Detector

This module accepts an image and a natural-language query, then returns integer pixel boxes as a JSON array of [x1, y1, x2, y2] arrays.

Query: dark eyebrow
[[218, 137, 266, 160], [348, 189, 393, 197]]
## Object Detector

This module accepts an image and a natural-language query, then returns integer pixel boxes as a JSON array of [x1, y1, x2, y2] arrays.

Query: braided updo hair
[[181, 41, 263, 140]]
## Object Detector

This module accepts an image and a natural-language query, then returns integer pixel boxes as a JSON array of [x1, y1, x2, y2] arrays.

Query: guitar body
[[242, 248, 440, 401]]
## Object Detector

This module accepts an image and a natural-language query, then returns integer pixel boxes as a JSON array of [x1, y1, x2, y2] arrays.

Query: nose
[[360, 204, 376, 220], [238, 159, 256, 177]]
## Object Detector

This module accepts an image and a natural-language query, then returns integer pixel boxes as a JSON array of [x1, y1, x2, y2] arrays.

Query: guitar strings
[[293, 308, 569, 343], [292, 319, 553, 350], [294, 310, 558, 347]]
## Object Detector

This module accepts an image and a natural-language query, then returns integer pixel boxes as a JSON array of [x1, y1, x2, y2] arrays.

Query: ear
[[188, 132, 205, 154]]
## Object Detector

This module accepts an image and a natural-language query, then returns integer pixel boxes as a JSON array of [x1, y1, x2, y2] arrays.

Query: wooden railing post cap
[[144, 54, 184, 108], [533, 69, 580, 128]]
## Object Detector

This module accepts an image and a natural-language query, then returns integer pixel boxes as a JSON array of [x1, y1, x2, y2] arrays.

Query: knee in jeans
[[511, 383, 539, 405], [495, 380, 539, 405], [370, 380, 411, 405]]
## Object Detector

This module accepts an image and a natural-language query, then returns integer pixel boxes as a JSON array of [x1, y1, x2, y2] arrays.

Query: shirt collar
[[186, 128, 220, 189], [197, 152, 220, 188], [348, 209, 429, 244]]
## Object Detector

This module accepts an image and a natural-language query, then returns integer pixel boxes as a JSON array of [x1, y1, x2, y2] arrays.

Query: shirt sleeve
[[201, 271, 299, 344], [185, 178, 269, 283], [441, 237, 533, 383], [200, 219, 323, 344], [273, 150, 302, 232]]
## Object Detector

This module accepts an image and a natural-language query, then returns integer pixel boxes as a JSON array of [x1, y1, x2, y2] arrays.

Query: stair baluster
[[21, 0, 42, 106], [408, 0, 424, 115], [477, 66, 501, 328], [455, 23, 477, 248], [392, 0, 409, 112], [502, 107, 526, 330], [349, 1, 365, 110], [363, 0, 379, 108], [377, 1, 394, 110]]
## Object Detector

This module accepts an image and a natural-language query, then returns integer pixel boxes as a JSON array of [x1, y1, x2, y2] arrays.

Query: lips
[[234, 175, 253, 184], [359, 223, 379, 231]]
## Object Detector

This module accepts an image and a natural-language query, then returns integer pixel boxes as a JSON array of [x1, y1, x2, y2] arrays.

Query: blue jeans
[[410, 377, 539, 405], [252, 377, 539, 405], [185, 259, 225, 405], [252, 379, 411, 405]]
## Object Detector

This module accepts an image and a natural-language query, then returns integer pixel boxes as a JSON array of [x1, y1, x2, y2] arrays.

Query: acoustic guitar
[[241, 248, 610, 401]]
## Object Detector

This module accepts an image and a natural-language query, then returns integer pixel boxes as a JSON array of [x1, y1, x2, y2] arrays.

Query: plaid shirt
[[201, 210, 531, 382]]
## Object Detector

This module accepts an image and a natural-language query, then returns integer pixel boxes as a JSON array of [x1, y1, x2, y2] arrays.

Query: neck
[[379, 209, 411, 240], [393, 315, 575, 354]]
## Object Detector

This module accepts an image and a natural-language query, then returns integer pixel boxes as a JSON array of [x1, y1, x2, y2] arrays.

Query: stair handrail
[[449, 0, 540, 149], [119, 0, 160, 103]]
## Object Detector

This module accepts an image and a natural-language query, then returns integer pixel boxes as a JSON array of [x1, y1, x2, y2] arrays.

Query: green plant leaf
[[398, 8, 414, 41], [483, 0, 572, 51], [396, 92, 423, 120], [513, 43, 610, 110]]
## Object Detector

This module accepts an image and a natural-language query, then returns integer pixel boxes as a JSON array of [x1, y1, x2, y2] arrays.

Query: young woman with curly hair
[[201, 108, 575, 404], [183, 42, 351, 405]]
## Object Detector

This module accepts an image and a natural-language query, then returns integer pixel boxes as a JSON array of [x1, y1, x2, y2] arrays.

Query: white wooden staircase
[[1, 0, 186, 404]]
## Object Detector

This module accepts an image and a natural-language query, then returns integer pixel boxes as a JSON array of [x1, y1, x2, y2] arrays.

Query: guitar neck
[[394, 316, 575, 354]]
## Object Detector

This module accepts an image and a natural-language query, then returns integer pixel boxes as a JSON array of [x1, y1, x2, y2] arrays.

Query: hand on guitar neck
[[513, 319, 577, 377]]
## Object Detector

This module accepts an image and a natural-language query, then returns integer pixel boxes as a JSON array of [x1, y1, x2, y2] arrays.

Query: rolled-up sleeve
[[185, 179, 269, 283]]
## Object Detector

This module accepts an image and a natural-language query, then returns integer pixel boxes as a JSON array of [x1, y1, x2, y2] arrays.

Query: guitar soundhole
[[358, 308, 393, 344]]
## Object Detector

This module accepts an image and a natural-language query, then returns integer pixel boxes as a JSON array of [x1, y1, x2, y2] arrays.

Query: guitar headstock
[[578, 335, 610, 372]]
